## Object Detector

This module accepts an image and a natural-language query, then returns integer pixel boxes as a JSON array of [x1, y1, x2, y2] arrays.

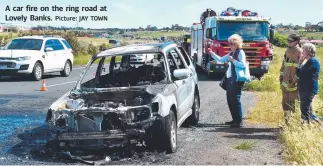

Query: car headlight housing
[[16, 56, 31, 61]]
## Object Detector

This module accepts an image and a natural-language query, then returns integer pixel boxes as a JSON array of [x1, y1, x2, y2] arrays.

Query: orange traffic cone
[[40, 80, 47, 91]]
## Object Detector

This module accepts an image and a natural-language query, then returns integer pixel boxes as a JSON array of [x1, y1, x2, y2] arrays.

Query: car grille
[[130, 55, 137, 57], [0, 62, 16, 68]]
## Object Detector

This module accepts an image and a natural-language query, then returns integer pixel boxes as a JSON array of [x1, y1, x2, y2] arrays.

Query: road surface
[[0, 67, 283, 165]]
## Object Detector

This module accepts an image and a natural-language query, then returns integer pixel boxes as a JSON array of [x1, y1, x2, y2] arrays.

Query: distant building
[[0, 23, 30, 32]]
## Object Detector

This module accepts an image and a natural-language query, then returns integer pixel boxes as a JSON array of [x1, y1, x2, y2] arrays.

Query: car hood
[[49, 84, 176, 111], [0, 50, 41, 58]]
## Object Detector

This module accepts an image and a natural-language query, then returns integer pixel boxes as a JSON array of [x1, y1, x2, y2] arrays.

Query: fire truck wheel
[[193, 54, 197, 67]]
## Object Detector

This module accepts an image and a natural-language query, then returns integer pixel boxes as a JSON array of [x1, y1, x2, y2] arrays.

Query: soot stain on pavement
[[0, 94, 41, 100], [0, 116, 170, 165], [0, 113, 45, 154]]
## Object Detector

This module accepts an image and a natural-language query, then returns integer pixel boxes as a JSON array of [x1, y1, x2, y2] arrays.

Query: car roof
[[16, 36, 65, 40], [95, 41, 178, 58]]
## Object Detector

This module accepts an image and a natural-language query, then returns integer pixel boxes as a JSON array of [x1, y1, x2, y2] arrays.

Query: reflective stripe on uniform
[[281, 82, 297, 91], [284, 62, 298, 67]]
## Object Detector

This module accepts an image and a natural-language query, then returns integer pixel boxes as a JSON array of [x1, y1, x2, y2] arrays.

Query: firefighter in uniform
[[279, 34, 302, 122]]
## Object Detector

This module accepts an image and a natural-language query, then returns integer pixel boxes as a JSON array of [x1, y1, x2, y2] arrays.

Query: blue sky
[[0, 0, 322, 28]]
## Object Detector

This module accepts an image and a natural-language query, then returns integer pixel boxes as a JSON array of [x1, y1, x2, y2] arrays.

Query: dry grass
[[246, 45, 323, 164], [280, 113, 323, 165], [77, 37, 109, 46]]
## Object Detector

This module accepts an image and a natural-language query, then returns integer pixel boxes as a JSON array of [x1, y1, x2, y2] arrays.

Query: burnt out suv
[[45, 42, 200, 153]]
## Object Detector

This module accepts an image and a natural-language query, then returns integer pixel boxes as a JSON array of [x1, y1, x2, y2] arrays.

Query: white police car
[[0, 35, 74, 81]]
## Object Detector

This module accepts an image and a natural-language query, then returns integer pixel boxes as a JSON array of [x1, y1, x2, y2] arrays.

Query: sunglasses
[[288, 39, 295, 43]]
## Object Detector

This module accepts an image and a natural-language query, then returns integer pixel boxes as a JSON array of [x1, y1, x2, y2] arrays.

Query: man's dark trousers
[[299, 91, 315, 122]]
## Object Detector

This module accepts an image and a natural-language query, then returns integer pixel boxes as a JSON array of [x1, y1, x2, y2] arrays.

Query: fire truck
[[190, 8, 275, 78]]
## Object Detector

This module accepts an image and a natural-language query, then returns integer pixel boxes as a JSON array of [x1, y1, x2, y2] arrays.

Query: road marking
[[73, 65, 98, 70], [47, 81, 77, 88]]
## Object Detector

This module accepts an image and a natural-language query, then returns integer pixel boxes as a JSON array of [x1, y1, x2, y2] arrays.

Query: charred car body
[[46, 42, 200, 153]]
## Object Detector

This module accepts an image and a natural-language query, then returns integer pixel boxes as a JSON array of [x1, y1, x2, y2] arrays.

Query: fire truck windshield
[[217, 22, 269, 41]]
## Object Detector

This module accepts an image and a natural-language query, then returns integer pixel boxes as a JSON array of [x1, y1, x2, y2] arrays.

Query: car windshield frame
[[3, 38, 44, 50], [73, 51, 169, 91], [217, 21, 269, 42], [109, 40, 118, 44]]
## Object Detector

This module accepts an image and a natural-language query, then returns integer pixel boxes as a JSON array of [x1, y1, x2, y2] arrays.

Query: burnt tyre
[[31, 62, 43, 81], [145, 110, 177, 153], [161, 110, 177, 153], [144, 122, 158, 151], [61, 61, 72, 77], [187, 92, 200, 125]]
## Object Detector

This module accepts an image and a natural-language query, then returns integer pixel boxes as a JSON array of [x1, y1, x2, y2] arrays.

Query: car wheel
[[31, 62, 43, 81], [60, 61, 71, 77], [187, 92, 200, 125], [162, 110, 177, 153]]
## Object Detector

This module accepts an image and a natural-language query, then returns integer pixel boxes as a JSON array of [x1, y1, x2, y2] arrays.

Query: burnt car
[[45, 42, 200, 153]]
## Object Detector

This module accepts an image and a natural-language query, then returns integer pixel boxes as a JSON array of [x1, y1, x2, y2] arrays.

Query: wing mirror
[[269, 29, 274, 43], [45, 47, 54, 52], [173, 69, 191, 79]]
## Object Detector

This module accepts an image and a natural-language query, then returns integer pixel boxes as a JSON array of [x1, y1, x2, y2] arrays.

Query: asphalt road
[[0, 67, 283, 165]]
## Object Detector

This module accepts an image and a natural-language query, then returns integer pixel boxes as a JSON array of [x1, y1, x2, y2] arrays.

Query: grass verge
[[245, 45, 323, 164]]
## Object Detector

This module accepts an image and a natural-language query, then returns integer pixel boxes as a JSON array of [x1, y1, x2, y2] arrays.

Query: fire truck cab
[[191, 8, 274, 79]]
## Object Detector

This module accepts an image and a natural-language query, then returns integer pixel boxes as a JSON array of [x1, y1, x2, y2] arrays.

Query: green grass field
[[299, 31, 323, 40]]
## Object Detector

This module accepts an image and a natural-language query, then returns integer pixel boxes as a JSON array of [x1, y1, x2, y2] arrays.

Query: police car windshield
[[4, 39, 43, 50], [217, 22, 268, 41]]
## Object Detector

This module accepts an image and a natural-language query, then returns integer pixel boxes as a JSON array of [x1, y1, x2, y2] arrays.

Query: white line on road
[[73, 65, 98, 70], [47, 81, 77, 88]]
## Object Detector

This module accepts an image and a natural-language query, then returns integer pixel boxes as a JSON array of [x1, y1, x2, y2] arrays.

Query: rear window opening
[[80, 53, 167, 89]]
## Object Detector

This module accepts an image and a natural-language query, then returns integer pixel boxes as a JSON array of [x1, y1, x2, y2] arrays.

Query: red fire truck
[[190, 8, 274, 79]]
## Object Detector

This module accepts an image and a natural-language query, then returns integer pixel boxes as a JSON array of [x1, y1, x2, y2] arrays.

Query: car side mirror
[[45, 47, 54, 52], [173, 69, 190, 79]]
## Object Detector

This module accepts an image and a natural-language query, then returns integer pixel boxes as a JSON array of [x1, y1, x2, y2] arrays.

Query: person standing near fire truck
[[208, 34, 248, 127], [279, 33, 302, 123]]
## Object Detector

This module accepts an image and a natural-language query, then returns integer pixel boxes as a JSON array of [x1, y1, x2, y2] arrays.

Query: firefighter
[[279, 33, 302, 123]]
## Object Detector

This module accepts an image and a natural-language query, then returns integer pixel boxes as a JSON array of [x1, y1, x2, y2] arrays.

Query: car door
[[52, 39, 66, 70], [176, 46, 195, 105], [167, 48, 191, 119], [43, 39, 56, 72]]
